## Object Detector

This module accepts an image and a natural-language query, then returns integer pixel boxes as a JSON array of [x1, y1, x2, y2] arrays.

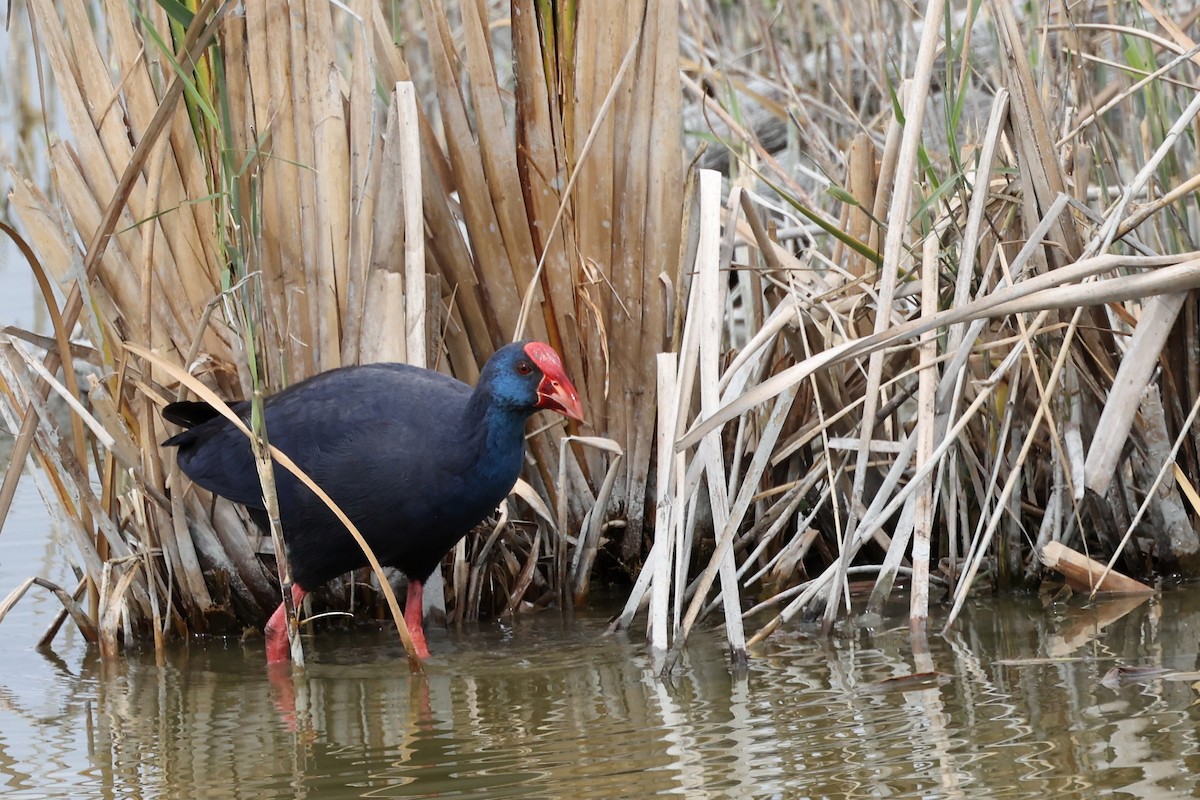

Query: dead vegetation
[[2, 0, 1200, 665]]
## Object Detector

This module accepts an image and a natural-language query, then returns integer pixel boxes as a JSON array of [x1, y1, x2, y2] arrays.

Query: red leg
[[405, 580, 431, 659], [264, 584, 308, 664]]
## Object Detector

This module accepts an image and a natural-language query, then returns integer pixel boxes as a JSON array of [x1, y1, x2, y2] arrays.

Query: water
[[1, 578, 1200, 799]]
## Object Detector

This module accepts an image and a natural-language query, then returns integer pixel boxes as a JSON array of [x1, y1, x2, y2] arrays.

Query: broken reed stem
[[0, 576, 99, 643], [909, 225, 941, 624], [1092, 388, 1200, 596]]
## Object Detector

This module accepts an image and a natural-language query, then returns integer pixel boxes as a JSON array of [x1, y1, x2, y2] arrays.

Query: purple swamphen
[[162, 341, 584, 662]]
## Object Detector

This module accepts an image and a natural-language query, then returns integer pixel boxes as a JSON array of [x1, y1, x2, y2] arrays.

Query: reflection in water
[[3, 593, 1200, 798]]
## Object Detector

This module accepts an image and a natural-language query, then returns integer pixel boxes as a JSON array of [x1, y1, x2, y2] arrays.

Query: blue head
[[478, 341, 584, 421]]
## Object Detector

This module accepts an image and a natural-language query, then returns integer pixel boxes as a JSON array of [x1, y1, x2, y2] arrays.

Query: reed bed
[[2, 0, 1200, 666], [1, 0, 650, 655], [621, 0, 1200, 661]]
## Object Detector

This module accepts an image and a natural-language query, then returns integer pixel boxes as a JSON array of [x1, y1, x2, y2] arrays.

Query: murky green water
[[3, 555, 1200, 800]]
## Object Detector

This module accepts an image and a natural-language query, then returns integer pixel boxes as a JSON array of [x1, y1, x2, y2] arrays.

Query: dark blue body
[[165, 346, 540, 591]]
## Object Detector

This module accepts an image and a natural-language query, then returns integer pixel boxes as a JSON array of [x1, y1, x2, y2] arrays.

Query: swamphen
[[162, 341, 584, 662]]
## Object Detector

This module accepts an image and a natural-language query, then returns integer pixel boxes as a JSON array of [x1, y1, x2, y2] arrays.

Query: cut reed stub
[[1040, 541, 1155, 595]]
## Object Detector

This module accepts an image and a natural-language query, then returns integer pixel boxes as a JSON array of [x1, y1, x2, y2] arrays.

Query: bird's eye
[[517, 361, 533, 376]]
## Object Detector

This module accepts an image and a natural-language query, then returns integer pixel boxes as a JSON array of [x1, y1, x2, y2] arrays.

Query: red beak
[[524, 342, 585, 422]]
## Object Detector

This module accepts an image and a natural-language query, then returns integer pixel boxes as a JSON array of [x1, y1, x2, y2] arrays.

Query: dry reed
[[2, 0, 1200, 669]]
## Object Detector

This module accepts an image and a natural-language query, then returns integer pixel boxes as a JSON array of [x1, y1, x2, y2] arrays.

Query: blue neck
[[467, 392, 529, 492]]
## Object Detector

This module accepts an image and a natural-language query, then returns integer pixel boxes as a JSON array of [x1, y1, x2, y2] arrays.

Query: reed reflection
[[3, 595, 1200, 798]]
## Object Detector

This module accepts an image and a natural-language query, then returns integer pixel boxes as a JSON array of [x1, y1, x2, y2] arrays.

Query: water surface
[[2, 572, 1200, 799]]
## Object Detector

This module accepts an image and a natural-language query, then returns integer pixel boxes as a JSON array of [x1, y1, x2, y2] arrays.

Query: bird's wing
[[170, 364, 474, 512]]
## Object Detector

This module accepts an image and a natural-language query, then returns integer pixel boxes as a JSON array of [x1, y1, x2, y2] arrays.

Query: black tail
[[160, 402, 222, 448], [162, 400, 221, 429]]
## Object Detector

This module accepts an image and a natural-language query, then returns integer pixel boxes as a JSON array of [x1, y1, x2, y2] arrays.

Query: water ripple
[[6, 594, 1200, 797]]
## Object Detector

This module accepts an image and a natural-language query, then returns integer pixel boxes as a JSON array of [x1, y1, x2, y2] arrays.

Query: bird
[[161, 341, 584, 663]]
